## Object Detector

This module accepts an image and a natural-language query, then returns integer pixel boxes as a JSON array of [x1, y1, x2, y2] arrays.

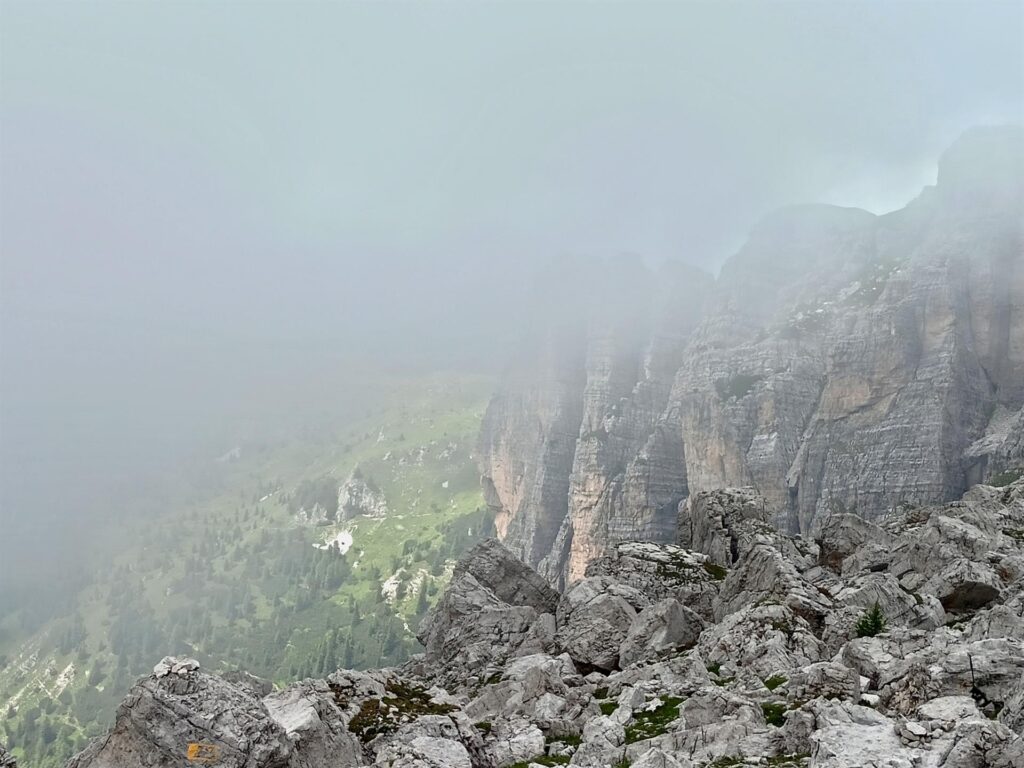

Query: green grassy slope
[[0, 373, 494, 767]]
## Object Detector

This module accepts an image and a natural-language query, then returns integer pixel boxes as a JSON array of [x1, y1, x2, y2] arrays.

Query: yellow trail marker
[[186, 742, 220, 763]]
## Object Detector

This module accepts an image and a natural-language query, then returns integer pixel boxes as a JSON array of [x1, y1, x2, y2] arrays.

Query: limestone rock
[[463, 655, 589, 732], [223, 669, 275, 698], [415, 541, 559, 684], [679, 487, 773, 567], [484, 718, 544, 767], [630, 747, 691, 768], [373, 737, 472, 768], [822, 572, 945, 651], [922, 558, 1003, 613], [784, 662, 860, 704], [962, 601, 1024, 643], [935, 719, 1024, 768], [416, 570, 550, 679], [813, 512, 894, 573], [338, 469, 390, 520], [603, 652, 710, 701], [879, 637, 1024, 716], [67, 658, 292, 768], [999, 673, 1024, 736], [618, 599, 704, 669], [804, 701, 916, 768], [379, 713, 491, 768], [698, 603, 824, 682], [570, 715, 625, 767], [263, 681, 362, 767], [555, 577, 646, 671], [585, 542, 720, 620], [677, 686, 763, 729], [454, 539, 559, 614], [714, 539, 831, 630]]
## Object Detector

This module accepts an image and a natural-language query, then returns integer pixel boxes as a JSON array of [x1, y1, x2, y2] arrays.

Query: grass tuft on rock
[[346, 680, 457, 741], [761, 701, 787, 727], [508, 757, 570, 768], [763, 674, 787, 692], [624, 696, 683, 743], [990, 468, 1023, 487], [715, 373, 763, 400], [703, 561, 728, 580], [707, 757, 745, 767]]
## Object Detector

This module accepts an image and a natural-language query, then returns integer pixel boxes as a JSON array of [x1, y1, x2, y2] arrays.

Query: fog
[[1, 2, 1022, 589]]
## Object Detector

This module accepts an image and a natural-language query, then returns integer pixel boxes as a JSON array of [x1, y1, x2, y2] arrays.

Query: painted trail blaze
[[187, 742, 220, 763]]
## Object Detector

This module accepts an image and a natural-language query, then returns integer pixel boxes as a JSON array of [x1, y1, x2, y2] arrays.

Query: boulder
[[556, 577, 646, 671], [263, 681, 363, 767], [822, 572, 945, 651], [485, 717, 545, 767], [463, 655, 589, 732], [618, 599, 704, 668], [679, 488, 773, 567], [630, 747, 692, 768], [454, 539, 559, 614], [961, 601, 1024, 642], [813, 512, 894, 572], [879, 638, 1024, 716], [67, 658, 292, 768], [784, 661, 860, 704], [586, 542, 720, 621], [935, 719, 1024, 768], [714, 539, 832, 630], [569, 715, 625, 767], [373, 737, 472, 768], [603, 652, 710, 701], [922, 558, 1003, 613], [677, 687, 763, 729], [838, 630, 936, 688], [416, 570, 553, 681], [381, 713, 491, 768], [804, 701, 916, 768], [999, 673, 1024, 737], [698, 603, 824, 682]]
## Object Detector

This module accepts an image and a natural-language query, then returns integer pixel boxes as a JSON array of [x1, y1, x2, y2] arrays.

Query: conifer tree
[[855, 601, 887, 637]]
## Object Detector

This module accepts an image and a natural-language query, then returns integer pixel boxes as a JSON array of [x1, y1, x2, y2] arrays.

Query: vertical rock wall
[[479, 127, 1024, 584]]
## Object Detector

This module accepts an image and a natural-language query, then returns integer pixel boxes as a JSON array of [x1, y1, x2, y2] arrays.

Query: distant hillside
[[0, 373, 494, 768]]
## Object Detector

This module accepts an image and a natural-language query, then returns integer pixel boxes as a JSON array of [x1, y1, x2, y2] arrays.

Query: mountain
[[55, 476, 1024, 767], [479, 126, 1024, 587]]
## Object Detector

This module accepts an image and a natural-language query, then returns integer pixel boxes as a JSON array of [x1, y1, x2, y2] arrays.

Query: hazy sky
[[3, 3, 1023, 343], [1, 2, 1022, 576]]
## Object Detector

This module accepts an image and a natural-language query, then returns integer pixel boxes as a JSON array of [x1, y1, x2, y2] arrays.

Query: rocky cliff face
[[479, 258, 715, 585], [480, 126, 1024, 585], [67, 478, 1024, 767]]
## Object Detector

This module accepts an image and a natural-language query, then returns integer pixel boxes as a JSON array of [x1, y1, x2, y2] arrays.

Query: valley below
[[0, 374, 495, 767]]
